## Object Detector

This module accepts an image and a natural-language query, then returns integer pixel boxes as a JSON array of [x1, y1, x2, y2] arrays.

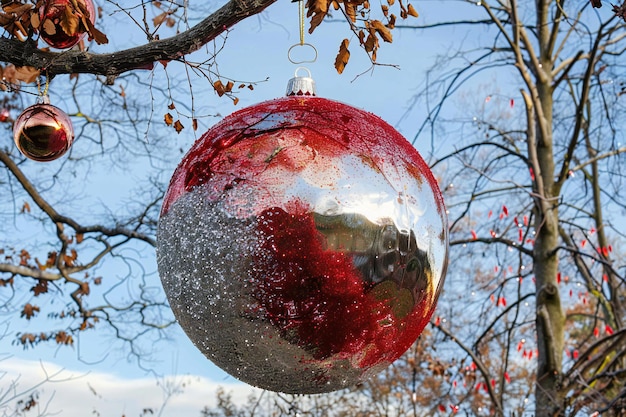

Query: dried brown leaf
[[152, 12, 167, 27], [306, 0, 329, 33], [344, 2, 356, 22], [168, 102, 175, 110], [14, 66, 40, 83], [60, 4, 80, 36], [164, 113, 173, 126], [225, 80, 234, 93], [31, 280, 48, 296], [213, 80, 226, 97], [358, 29, 365, 45], [407, 3, 419, 17], [364, 32, 377, 52], [173, 120, 184, 133], [3, 3, 33, 15], [20, 333, 36, 346], [334, 38, 350, 74], [55, 331, 73, 345], [42, 18, 56, 35], [83, 16, 108, 44], [370, 19, 392, 42], [192, 118, 198, 131], [21, 303, 40, 320], [30, 10, 40, 28]]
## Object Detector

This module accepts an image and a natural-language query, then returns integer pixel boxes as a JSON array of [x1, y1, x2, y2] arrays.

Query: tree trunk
[[533, 1, 565, 414]]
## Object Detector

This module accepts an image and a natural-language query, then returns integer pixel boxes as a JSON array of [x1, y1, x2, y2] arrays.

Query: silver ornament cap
[[286, 67, 316, 96]]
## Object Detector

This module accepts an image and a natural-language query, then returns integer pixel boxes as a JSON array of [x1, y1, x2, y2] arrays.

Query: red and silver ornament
[[157, 70, 448, 394]]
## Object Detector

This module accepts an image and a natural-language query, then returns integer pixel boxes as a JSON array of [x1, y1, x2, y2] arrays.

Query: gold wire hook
[[299, 0, 305, 45], [288, 0, 317, 64], [36, 73, 51, 104]]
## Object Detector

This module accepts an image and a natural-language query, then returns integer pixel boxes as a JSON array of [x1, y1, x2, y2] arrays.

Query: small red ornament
[[157, 74, 448, 394], [13, 98, 74, 162], [0, 108, 9, 123], [39, 0, 96, 49]]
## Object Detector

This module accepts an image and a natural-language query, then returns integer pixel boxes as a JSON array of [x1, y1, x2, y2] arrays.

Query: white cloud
[[1, 357, 262, 417]]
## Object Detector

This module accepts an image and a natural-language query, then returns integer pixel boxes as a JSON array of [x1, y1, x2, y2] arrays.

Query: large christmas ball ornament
[[13, 101, 74, 162], [39, 0, 96, 49], [157, 95, 448, 394]]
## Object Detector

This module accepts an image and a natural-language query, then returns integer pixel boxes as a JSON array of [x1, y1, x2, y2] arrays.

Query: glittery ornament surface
[[157, 96, 448, 394], [39, 0, 96, 49], [13, 103, 74, 162]]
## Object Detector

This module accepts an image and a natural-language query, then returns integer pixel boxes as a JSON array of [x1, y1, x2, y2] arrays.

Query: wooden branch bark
[[0, 0, 277, 78]]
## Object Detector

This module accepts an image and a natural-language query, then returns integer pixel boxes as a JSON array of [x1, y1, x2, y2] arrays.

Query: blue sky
[[0, 2, 518, 415], [4, 1, 620, 415]]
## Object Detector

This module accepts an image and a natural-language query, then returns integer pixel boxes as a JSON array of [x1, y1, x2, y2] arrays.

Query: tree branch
[[0, 0, 277, 78], [0, 150, 156, 246]]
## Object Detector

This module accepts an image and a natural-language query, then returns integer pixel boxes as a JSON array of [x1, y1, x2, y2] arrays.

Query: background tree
[[200, 0, 626, 416], [2, 0, 626, 416]]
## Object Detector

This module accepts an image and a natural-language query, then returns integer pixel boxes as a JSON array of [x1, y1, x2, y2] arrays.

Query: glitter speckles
[[157, 96, 448, 394]]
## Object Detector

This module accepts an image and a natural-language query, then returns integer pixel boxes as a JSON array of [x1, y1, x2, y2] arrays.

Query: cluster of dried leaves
[[0, 63, 40, 89], [1, 235, 102, 349], [306, 0, 419, 74], [1, 0, 107, 43], [151, 0, 177, 31], [1, 0, 108, 86]]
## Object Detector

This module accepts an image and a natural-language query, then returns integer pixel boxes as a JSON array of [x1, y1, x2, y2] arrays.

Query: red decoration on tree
[[39, 0, 96, 49], [0, 108, 9, 123], [13, 98, 74, 162], [157, 91, 448, 394]]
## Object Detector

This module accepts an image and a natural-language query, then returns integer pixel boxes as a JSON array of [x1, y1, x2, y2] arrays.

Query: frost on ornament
[[157, 96, 448, 394], [13, 101, 74, 162], [38, 0, 96, 49]]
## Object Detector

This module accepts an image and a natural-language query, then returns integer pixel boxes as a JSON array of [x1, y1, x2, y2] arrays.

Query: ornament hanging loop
[[36, 73, 51, 104], [287, 43, 318, 64], [286, 66, 316, 96]]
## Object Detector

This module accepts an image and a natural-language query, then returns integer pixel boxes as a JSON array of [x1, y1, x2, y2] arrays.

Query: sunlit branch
[[0, 0, 277, 78], [0, 150, 156, 246]]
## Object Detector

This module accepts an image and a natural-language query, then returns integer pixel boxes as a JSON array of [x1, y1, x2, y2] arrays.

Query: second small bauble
[[157, 96, 448, 394], [39, 0, 96, 49], [13, 102, 74, 162]]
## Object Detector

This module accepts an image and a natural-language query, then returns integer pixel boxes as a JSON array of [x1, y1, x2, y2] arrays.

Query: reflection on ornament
[[157, 96, 448, 394], [39, 0, 96, 49], [13, 102, 74, 162]]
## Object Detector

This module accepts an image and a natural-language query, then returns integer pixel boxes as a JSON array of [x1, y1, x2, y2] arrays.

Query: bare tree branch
[[0, 0, 277, 79]]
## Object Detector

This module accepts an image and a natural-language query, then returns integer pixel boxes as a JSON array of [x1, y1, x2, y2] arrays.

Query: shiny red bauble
[[157, 96, 448, 394], [13, 102, 74, 162], [39, 0, 96, 49]]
